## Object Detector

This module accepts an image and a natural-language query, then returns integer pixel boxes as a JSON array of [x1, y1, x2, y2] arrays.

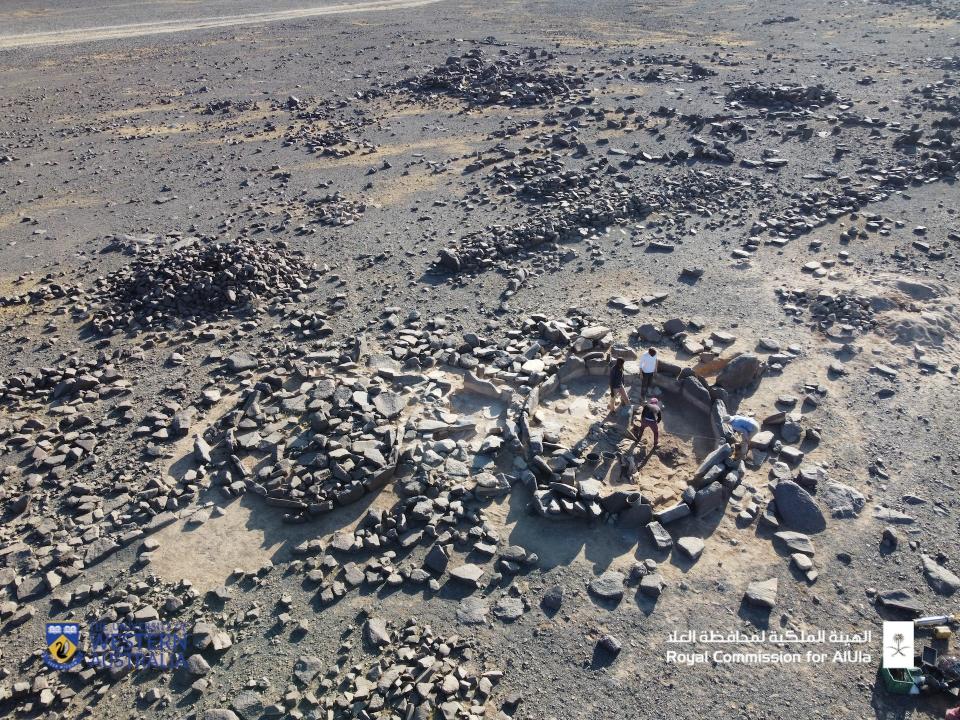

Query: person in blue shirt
[[723, 413, 760, 459]]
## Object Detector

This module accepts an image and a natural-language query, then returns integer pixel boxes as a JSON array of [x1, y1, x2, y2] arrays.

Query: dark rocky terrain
[[1, 1, 959, 719]]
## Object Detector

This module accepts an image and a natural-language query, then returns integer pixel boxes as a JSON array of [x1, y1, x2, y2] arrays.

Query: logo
[[44, 623, 82, 670], [882, 621, 915, 669], [87, 621, 188, 671]]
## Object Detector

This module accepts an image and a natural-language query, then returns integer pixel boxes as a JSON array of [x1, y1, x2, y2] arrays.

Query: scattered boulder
[[876, 589, 923, 618], [293, 656, 323, 685], [597, 634, 622, 657], [773, 480, 826, 533], [541, 585, 564, 612], [921, 556, 960, 596], [744, 578, 778, 609], [589, 571, 625, 602], [820, 481, 866, 518], [186, 654, 211, 676], [881, 526, 900, 550], [676, 537, 705, 562], [373, 391, 405, 419], [639, 573, 665, 598], [456, 596, 489, 625], [449, 564, 485, 588], [647, 521, 673, 551], [231, 691, 265, 720], [424, 544, 450, 574], [715, 354, 763, 391], [204, 711, 240, 720], [774, 530, 815, 555], [694, 482, 725, 516], [226, 352, 257, 373], [493, 596, 525, 622], [364, 617, 391, 646]]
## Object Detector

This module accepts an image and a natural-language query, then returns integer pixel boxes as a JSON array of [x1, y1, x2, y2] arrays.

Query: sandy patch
[[0, 195, 102, 231]]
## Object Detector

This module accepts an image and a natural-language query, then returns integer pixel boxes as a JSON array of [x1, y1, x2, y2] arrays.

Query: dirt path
[[0, 0, 444, 49]]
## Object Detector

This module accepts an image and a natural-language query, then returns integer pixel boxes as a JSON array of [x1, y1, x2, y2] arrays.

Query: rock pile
[[761, 15, 800, 24], [198, 99, 258, 115], [776, 287, 877, 337], [691, 135, 735, 163], [0, 569, 247, 714], [214, 370, 404, 518], [398, 48, 587, 107], [935, 56, 960, 71], [0, 351, 141, 552], [281, 99, 374, 157], [0, 274, 78, 309], [487, 153, 598, 201], [287, 127, 359, 157], [435, 212, 599, 272], [298, 615, 506, 719], [726, 82, 839, 110], [278, 307, 335, 341], [913, 81, 960, 121], [436, 169, 769, 273], [307, 192, 366, 227], [370, 310, 609, 391], [87, 239, 319, 333], [0, 350, 132, 415], [3, 418, 100, 501], [292, 475, 535, 591], [740, 89, 957, 248], [524, 425, 739, 528], [100, 233, 184, 256], [611, 52, 702, 67], [630, 59, 716, 83], [878, 0, 960, 21]]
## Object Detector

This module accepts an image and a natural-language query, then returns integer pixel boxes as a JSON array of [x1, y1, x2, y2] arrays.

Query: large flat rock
[[589, 571, 625, 601]]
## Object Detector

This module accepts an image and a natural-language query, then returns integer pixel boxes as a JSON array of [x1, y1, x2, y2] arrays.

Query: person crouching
[[634, 397, 662, 447]]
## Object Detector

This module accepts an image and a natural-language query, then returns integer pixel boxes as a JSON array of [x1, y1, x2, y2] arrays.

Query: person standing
[[608, 356, 629, 414], [634, 397, 662, 447], [639, 347, 658, 398]]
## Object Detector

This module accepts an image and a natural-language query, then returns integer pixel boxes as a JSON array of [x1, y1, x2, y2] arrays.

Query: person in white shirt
[[639, 348, 658, 398]]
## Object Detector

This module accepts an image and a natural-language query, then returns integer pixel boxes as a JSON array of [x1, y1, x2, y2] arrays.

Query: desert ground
[[1, 0, 959, 719]]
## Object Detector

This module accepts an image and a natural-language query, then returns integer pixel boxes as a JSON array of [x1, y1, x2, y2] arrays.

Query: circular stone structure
[[515, 348, 748, 528]]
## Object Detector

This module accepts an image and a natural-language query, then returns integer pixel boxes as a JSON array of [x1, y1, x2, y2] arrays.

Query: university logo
[[44, 623, 82, 670], [87, 620, 188, 671], [882, 621, 915, 669]]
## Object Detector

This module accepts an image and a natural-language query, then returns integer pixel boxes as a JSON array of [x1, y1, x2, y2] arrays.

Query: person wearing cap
[[632, 397, 662, 447], [608, 356, 629, 414], [723, 413, 760, 459], [639, 347, 658, 398]]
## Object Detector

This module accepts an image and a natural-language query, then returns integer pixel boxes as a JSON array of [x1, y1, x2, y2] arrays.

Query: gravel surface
[[1, 1, 959, 719]]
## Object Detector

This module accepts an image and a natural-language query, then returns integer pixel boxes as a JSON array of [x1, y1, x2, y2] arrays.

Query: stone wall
[[513, 347, 745, 528]]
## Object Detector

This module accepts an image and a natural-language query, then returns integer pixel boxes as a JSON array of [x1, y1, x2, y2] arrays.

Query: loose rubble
[[85, 239, 321, 334]]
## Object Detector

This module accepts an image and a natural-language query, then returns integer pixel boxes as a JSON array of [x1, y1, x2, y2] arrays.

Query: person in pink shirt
[[631, 397, 662, 447]]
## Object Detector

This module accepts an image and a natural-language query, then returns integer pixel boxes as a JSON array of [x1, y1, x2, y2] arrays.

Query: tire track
[[0, 0, 443, 49]]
